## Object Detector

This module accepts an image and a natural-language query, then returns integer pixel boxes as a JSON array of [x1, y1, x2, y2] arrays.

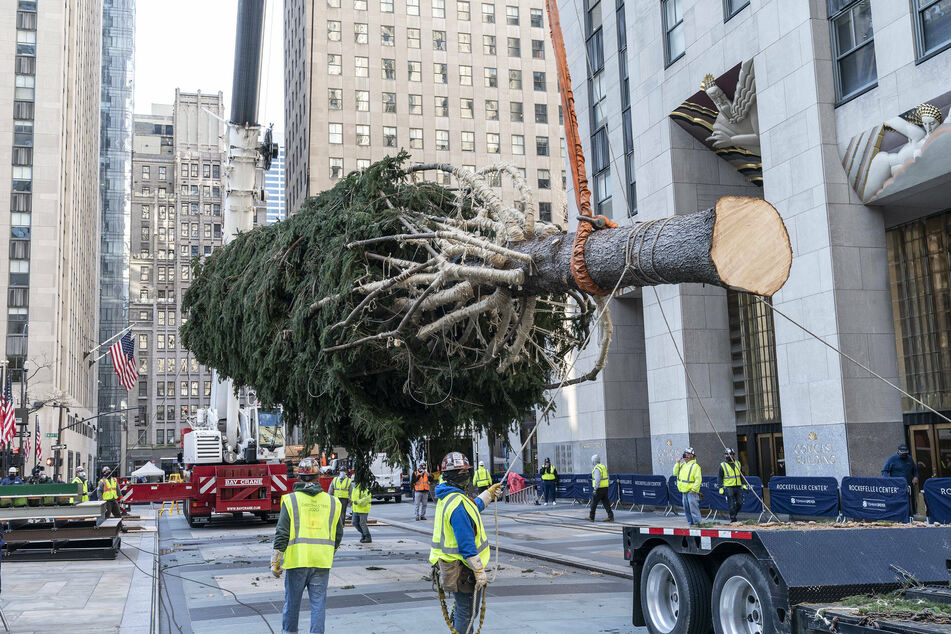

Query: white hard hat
[[478, 461, 484, 467], [591, 454, 600, 465], [8, 467, 16, 473], [684, 447, 695, 455]]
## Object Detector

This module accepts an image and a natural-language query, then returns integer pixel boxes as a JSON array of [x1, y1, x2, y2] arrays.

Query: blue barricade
[[768, 476, 839, 517], [699, 476, 726, 510], [630, 474, 668, 507], [555, 476, 573, 499], [574, 474, 592, 500], [667, 476, 682, 507], [739, 476, 763, 514], [923, 478, 951, 524], [617, 474, 635, 503], [608, 475, 619, 502], [840, 476, 909, 522]]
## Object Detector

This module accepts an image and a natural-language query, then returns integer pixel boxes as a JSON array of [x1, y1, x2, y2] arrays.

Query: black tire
[[639, 545, 711, 634], [395, 495, 401, 503], [711, 554, 779, 634]]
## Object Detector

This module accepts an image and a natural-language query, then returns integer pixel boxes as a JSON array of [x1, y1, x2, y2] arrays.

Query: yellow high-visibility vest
[[101, 477, 118, 500], [70, 477, 89, 504], [541, 466, 556, 481], [675, 460, 701, 493], [720, 461, 743, 487], [282, 491, 341, 569], [592, 463, 609, 489], [473, 466, 491, 487], [352, 486, 372, 514], [332, 475, 351, 499], [429, 492, 490, 569]]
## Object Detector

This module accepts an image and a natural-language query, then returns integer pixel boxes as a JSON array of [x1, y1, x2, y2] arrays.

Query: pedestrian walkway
[[0, 508, 157, 633]]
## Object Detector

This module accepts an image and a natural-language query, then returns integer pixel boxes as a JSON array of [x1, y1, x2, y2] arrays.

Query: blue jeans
[[542, 481, 555, 503], [283, 567, 330, 633], [352, 512, 371, 540], [682, 491, 700, 525], [453, 590, 475, 632]]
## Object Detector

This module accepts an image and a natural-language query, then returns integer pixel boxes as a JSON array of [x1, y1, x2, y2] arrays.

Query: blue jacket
[[0, 477, 24, 485], [881, 454, 917, 485], [434, 482, 485, 559]]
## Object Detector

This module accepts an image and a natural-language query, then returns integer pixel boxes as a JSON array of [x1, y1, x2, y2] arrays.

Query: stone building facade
[[0, 0, 101, 477], [546, 0, 951, 486]]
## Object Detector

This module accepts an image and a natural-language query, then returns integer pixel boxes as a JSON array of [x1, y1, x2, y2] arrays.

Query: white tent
[[130, 461, 165, 478]]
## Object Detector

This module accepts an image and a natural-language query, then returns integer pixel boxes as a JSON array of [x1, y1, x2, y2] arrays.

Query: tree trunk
[[512, 196, 791, 297]]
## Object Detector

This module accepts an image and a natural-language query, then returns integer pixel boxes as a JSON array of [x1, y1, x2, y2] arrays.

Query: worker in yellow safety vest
[[539, 457, 558, 506], [70, 466, 89, 504], [587, 454, 614, 522], [97, 466, 121, 518], [472, 460, 492, 494], [351, 483, 373, 543], [430, 452, 502, 634], [271, 457, 343, 634], [328, 466, 352, 520], [674, 447, 702, 526], [718, 448, 748, 522]]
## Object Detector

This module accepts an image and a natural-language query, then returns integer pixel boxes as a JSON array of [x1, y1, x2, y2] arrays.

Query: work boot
[[586, 517, 594, 522], [603, 517, 615, 523]]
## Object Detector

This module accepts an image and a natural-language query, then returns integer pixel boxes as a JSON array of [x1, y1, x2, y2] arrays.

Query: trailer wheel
[[640, 545, 711, 634], [712, 554, 777, 634], [395, 495, 401, 503]]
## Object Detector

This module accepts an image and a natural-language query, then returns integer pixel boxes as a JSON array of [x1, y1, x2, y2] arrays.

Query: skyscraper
[[264, 144, 285, 224], [1, 1, 102, 475], [97, 0, 136, 472], [284, 0, 567, 220]]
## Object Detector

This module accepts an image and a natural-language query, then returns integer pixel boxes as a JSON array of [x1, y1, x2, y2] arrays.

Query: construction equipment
[[623, 523, 951, 633]]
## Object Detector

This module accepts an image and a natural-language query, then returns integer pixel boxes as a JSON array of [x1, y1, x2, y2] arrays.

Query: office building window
[[723, 0, 749, 20], [913, 0, 951, 59], [486, 133, 501, 153], [409, 60, 422, 81], [435, 96, 449, 116], [727, 290, 782, 424], [356, 125, 370, 147], [433, 0, 446, 17], [409, 128, 424, 149], [328, 20, 341, 41], [510, 101, 524, 121], [408, 0, 420, 14], [409, 94, 423, 114], [434, 30, 447, 50], [484, 34, 496, 55], [506, 5, 519, 24], [355, 56, 369, 77], [408, 27, 421, 48], [356, 90, 370, 111], [461, 98, 474, 118], [459, 32, 472, 52], [484, 67, 498, 87], [460, 65, 472, 85], [483, 3, 495, 23], [662, 0, 685, 65], [538, 202, 552, 222], [329, 0, 341, 7], [829, 0, 877, 102], [329, 123, 343, 144], [329, 158, 344, 180], [508, 37, 521, 57], [530, 7, 543, 27], [436, 130, 450, 150], [328, 88, 342, 110], [382, 24, 395, 45], [383, 126, 397, 147], [458, 0, 471, 19], [509, 69, 522, 89], [486, 99, 499, 120], [355, 22, 368, 43], [536, 136, 549, 156], [383, 58, 396, 80], [461, 131, 475, 151], [537, 169, 551, 189], [535, 103, 548, 123], [434, 63, 448, 83], [381, 0, 393, 11], [328, 54, 342, 75], [533, 71, 546, 91], [512, 135, 525, 155], [532, 39, 545, 59], [355, 0, 367, 7], [142, 165, 150, 179]]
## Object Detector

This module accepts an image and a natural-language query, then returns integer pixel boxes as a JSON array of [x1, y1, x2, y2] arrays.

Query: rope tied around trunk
[[571, 214, 619, 296]]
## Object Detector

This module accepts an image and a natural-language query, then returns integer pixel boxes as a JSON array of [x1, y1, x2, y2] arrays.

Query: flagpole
[[84, 323, 137, 360]]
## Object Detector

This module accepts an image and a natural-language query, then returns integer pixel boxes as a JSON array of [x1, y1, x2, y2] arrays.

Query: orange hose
[[545, 0, 617, 296]]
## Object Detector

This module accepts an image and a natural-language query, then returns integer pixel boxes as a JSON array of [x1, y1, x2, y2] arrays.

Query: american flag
[[34, 417, 41, 463], [110, 331, 138, 391], [0, 376, 14, 446]]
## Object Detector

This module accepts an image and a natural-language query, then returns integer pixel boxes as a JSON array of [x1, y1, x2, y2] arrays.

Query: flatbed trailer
[[622, 524, 951, 634]]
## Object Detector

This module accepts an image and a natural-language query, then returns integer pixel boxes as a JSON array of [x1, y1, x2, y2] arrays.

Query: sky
[[134, 0, 285, 139]]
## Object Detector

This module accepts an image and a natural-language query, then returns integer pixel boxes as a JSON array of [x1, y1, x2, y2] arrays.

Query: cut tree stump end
[[710, 196, 792, 297]]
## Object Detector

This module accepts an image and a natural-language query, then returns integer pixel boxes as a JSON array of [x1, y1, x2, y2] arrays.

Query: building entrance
[[909, 423, 951, 484]]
